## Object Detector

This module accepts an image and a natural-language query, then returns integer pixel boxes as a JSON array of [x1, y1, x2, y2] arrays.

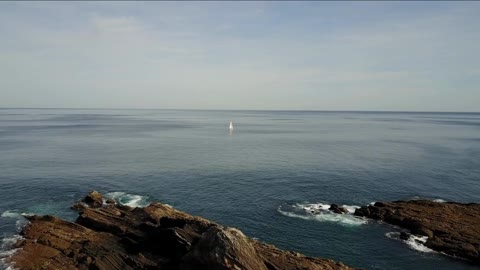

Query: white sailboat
[[229, 121, 234, 131]]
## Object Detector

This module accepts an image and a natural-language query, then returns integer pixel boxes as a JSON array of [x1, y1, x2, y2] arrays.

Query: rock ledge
[[8, 191, 355, 270], [354, 200, 480, 264]]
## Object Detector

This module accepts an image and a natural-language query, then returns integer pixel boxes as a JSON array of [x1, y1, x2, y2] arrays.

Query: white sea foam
[[406, 235, 434, 253], [278, 203, 366, 226], [1, 235, 23, 270], [104, 192, 150, 208], [341, 205, 360, 214], [0, 248, 17, 258], [385, 232, 399, 239], [298, 203, 330, 213], [1, 211, 20, 219], [0, 249, 19, 270], [1, 211, 30, 232], [411, 196, 447, 203], [1, 211, 34, 219], [295, 202, 362, 215], [14, 220, 27, 232], [385, 232, 434, 253], [1, 212, 29, 270], [1, 235, 23, 248]]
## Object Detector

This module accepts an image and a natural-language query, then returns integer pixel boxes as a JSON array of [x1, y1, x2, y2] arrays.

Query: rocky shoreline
[[7, 191, 355, 270], [354, 200, 480, 264], [5, 193, 480, 269]]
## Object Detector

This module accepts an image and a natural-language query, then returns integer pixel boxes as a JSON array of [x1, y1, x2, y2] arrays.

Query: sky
[[1, 1, 479, 111]]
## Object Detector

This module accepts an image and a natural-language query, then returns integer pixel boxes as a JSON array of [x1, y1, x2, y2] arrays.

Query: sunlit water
[[1, 109, 479, 269]]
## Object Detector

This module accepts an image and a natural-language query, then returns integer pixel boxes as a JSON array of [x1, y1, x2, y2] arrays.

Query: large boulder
[[180, 226, 267, 270], [83, 190, 103, 208]]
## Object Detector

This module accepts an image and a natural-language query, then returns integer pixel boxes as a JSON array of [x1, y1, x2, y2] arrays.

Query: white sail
[[229, 121, 234, 130]]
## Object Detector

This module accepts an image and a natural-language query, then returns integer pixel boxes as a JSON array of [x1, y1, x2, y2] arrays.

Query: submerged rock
[[354, 200, 480, 264], [9, 192, 356, 270]]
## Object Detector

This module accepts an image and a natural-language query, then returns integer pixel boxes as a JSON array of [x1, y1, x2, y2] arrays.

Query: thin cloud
[[91, 16, 144, 34], [0, 2, 479, 110]]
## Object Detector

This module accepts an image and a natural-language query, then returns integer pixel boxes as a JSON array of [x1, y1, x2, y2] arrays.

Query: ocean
[[0, 109, 479, 269]]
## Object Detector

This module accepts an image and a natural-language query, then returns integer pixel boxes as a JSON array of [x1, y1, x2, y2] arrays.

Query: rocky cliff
[[8, 191, 355, 270]]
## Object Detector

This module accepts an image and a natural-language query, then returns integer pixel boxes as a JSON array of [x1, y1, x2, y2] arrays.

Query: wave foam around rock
[[104, 192, 150, 208], [385, 232, 435, 253], [278, 202, 366, 226]]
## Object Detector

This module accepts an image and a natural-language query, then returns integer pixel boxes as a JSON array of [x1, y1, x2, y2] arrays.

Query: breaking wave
[[1, 211, 33, 219], [1, 211, 31, 232], [0, 211, 20, 219], [0, 235, 23, 270], [410, 196, 447, 203], [386, 232, 435, 253], [104, 192, 150, 208], [278, 202, 366, 226]]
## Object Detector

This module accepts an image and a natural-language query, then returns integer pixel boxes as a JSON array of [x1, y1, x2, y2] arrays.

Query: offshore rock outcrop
[[354, 200, 480, 264], [8, 191, 355, 270]]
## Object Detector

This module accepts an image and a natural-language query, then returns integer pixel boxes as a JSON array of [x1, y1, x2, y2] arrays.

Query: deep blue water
[[1, 109, 479, 269]]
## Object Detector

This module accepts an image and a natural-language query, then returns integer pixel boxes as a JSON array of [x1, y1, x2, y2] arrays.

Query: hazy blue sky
[[1, 2, 479, 111]]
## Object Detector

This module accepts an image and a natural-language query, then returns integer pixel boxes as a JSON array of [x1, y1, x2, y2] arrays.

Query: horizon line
[[0, 107, 479, 114]]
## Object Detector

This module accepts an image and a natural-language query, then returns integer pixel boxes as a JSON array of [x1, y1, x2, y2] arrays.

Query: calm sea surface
[[1, 109, 479, 269]]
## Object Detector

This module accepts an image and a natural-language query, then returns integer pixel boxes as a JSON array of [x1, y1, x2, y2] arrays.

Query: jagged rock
[[329, 204, 348, 214], [354, 200, 480, 264], [71, 202, 88, 211], [9, 192, 356, 270], [84, 190, 103, 208]]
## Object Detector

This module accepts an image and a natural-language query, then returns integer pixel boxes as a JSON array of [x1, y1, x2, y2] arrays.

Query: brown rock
[[354, 200, 480, 264], [71, 202, 87, 211], [105, 198, 115, 205], [329, 204, 349, 214], [180, 226, 268, 270], [84, 190, 103, 208], [9, 192, 357, 270]]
